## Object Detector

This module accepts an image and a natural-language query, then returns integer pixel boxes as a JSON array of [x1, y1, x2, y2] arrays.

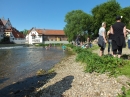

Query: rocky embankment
[[29, 54, 130, 97]]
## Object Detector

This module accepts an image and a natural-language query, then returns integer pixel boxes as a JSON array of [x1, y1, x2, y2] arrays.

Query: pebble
[[29, 55, 130, 97]]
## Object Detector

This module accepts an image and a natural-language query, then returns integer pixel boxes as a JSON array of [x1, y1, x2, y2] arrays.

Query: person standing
[[107, 28, 113, 55], [110, 16, 126, 58], [87, 37, 92, 48], [126, 29, 130, 49], [98, 22, 107, 56], [62, 44, 66, 51], [75, 36, 80, 46]]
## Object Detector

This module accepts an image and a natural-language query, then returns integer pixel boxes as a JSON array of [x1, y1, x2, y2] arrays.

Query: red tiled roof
[[0, 18, 24, 38], [43, 30, 65, 35], [12, 27, 25, 38], [28, 28, 65, 36], [35, 29, 44, 34]]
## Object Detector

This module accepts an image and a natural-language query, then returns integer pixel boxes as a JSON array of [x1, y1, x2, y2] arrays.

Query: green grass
[[119, 64, 130, 77], [117, 86, 130, 97], [67, 44, 130, 77], [67, 44, 130, 97]]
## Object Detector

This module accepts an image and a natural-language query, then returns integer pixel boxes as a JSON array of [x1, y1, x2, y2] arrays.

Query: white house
[[26, 27, 69, 44], [0, 17, 25, 44], [26, 28, 43, 44]]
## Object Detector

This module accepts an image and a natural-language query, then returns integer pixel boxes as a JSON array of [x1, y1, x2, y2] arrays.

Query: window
[[32, 36, 35, 39]]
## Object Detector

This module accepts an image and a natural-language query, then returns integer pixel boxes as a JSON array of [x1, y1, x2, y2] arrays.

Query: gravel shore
[[30, 52, 130, 97]]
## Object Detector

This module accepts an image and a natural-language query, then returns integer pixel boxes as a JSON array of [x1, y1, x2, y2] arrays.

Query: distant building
[[26, 27, 68, 44], [0, 18, 5, 41], [0, 17, 25, 44]]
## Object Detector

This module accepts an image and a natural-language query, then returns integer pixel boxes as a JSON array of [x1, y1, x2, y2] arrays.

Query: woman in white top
[[98, 22, 107, 56]]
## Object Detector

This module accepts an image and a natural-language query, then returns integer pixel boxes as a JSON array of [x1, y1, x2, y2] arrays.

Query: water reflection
[[0, 46, 66, 93]]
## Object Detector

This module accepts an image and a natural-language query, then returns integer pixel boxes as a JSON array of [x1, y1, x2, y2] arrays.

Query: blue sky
[[0, 0, 130, 31]]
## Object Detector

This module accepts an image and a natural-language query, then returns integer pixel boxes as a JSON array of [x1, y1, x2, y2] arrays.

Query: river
[[0, 46, 68, 97]]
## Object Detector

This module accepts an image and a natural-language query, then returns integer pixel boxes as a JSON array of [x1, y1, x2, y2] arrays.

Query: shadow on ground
[[121, 54, 130, 60], [33, 75, 74, 97], [0, 72, 56, 97]]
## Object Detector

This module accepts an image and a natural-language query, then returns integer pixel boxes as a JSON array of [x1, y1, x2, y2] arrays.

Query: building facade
[[26, 28, 69, 44], [0, 17, 25, 44]]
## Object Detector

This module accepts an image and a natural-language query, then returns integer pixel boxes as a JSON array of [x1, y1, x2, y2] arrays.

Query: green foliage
[[117, 86, 130, 97], [119, 64, 130, 77], [120, 6, 130, 28], [91, 0, 121, 35], [21, 29, 28, 35], [1, 37, 10, 42], [66, 44, 75, 49], [67, 44, 130, 96], [64, 10, 93, 42], [68, 45, 130, 76], [0, 37, 15, 44], [64, 0, 130, 39]]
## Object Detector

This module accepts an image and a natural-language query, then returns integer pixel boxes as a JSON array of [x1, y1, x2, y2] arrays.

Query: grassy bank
[[66, 44, 130, 96], [67, 44, 130, 77], [47, 44, 130, 96]]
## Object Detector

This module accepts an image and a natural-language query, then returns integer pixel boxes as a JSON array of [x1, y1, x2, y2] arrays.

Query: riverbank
[[0, 47, 67, 97], [29, 53, 130, 97]]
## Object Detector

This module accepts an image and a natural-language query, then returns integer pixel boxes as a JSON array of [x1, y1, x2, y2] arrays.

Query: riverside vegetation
[[66, 44, 130, 97]]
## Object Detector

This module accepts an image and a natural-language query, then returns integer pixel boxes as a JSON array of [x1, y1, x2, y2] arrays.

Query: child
[[62, 44, 66, 51]]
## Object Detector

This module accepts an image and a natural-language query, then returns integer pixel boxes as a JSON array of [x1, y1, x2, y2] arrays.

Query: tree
[[120, 6, 130, 28], [64, 0, 130, 40], [21, 29, 28, 35], [91, 0, 121, 37], [64, 10, 92, 42]]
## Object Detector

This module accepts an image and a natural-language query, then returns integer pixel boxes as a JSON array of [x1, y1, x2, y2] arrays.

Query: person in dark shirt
[[75, 36, 80, 46], [107, 27, 113, 55], [110, 16, 126, 58]]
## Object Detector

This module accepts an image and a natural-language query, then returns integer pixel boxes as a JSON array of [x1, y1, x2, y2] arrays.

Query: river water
[[0, 46, 68, 97]]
